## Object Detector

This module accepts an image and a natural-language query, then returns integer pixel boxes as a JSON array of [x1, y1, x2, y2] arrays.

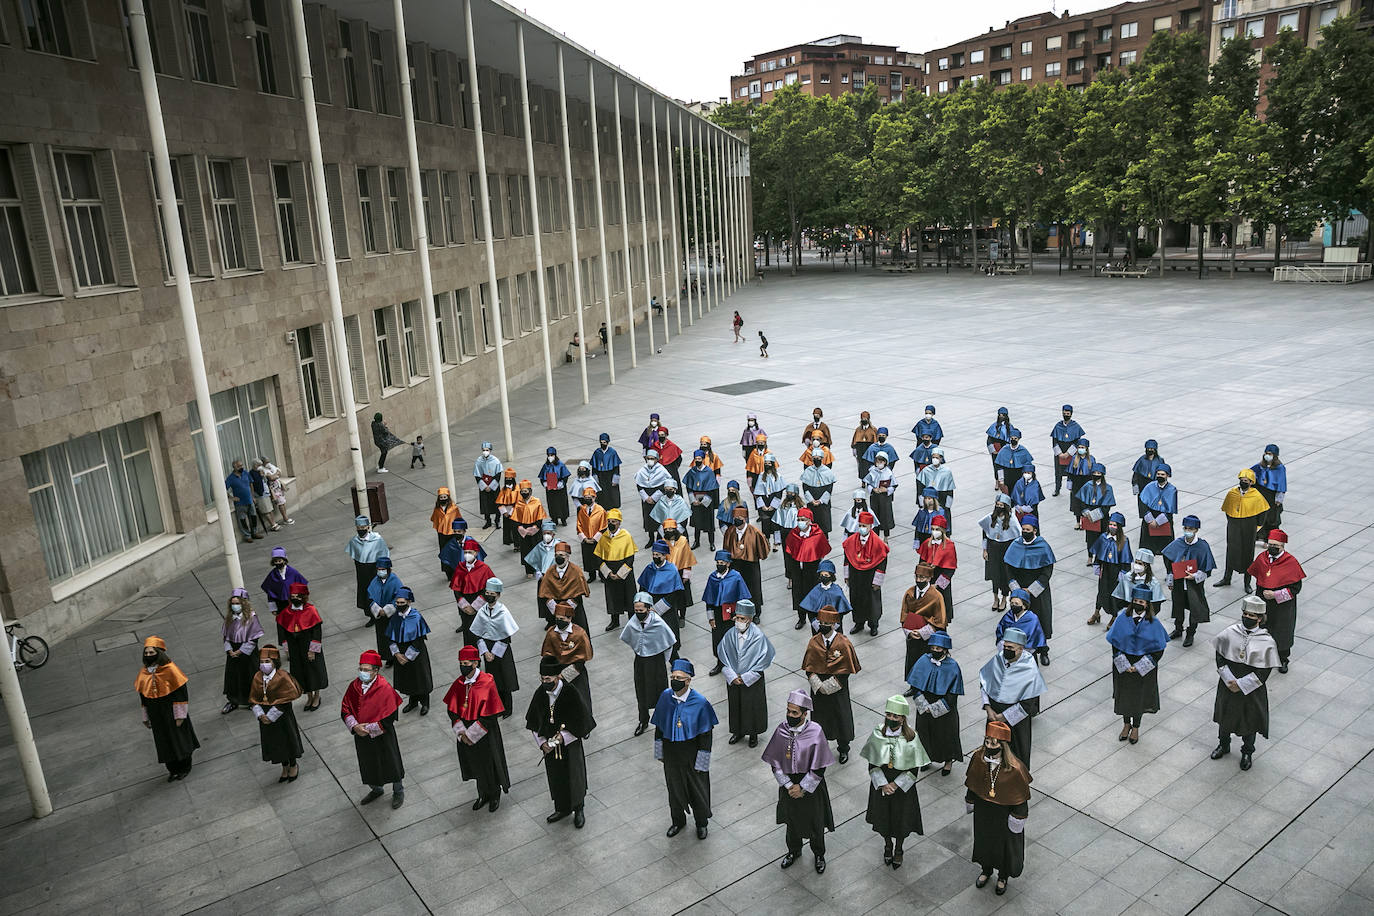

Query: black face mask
[[671, 678, 689, 691], [272, 560, 286, 568], [1003, 648, 1018, 662], [877, 436, 887, 443], [356, 529, 368, 538], [581, 499, 594, 507], [482, 594, 498, 604], [818, 624, 833, 634], [460, 664, 476, 676], [1093, 476, 1104, 483], [290, 599, 304, 608], [1156, 478, 1167, 486], [1267, 546, 1282, 557], [929, 650, 946, 661], [885, 718, 905, 731], [1238, 481, 1250, 490], [542, 680, 558, 693], [734, 519, 745, 528], [819, 575, 833, 585], [635, 611, 649, 622], [716, 563, 728, 574], [1010, 604, 1026, 615], [785, 714, 804, 728], [143, 654, 158, 665], [916, 580, 930, 591], [1022, 532, 1036, 543], [1242, 616, 1261, 630]]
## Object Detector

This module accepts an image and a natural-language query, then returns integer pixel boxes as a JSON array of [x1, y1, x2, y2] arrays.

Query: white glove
[[1192, 571, 1207, 583]]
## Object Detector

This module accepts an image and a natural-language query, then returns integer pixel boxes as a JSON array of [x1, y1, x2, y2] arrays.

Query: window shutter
[[343, 314, 368, 403], [208, 0, 236, 86], [66, 1, 96, 60], [408, 303, 429, 375], [268, 0, 295, 97], [230, 158, 261, 269], [436, 293, 458, 364], [393, 170, 411, 249], [308, 324, 336, 416], [368, 167, 389, 252], [409, 42, 432, 121], [149, 0, 183, 77], [323, 163, 349, 258], [433, 51, 454, 125], [350, 21, 375, 111], [478, 66, 496, 131], [287, 161, 315, 263], [304, 3, 331, 103], [381, 306, 404, 383], [13, 145, 60, 295], [95, 150, 137, 286], [178, 155, 213, 276], [424, 171, 442, 243], [379, 29, 399, 115]]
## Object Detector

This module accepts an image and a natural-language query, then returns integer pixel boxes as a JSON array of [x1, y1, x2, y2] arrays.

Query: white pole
[[287, 0, 367, 495], [0, 633, 49, 818], [464, 0, 515, 461], [702, 126, 718, 308], [612, 77, 637, 368], [674, 110, 691, 328], [730, 139, 743, 288], [721, 132, 734, 294], [713, 130, 726, 303], [516, 25, 556, 428], [632, 90, 655, 354], [132, 0, 243, 588], [393, 0, 456, 492], [707, 125, 722, 309], [556, 46, 589, 404], [587, 63, 616, 384], [652, 100, 673, 340], [688, 118, 703, 317]]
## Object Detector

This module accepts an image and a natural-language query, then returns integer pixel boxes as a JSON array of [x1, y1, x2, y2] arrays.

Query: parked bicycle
[[5, 621, 49, 670]]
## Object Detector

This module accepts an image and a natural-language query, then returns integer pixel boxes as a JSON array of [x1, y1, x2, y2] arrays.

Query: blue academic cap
[[1008, 427, 1022, 438], [1156, 464, 1171, 476], [1144, 439, 1157, 450], [541, 519, 557, 530], [1109, 511, 1126, 525], [355, 515, 371, 527], [599, 432, 610, 441], [1010, 588, 1031, 603], [375, 556, 392, 568], [1077, 438, 1090, 447], [1265, 444, 1279, 456], [877, 427, 889, 435], [1183, 515, 1202, 529], [734, 599, 756, 616], [1130, 585, 1153, 603], [726, 479, 740, 489], [672, 658, 695, 676], [1021, 514, 1039, 528], [396, 586, 415, 601], [653, 540, 670, 554], [995, 492, 1013, 505], [481, 441, 493, 450], [714, 550, 733, 563], [928, 631, 952, 649], [997, 406, 1008, 415], [547, 446, 557, 455], [1092, 462, 1106, 474], [818, 558, 836, 574], [924, 405, 936, 413], [485, 578, 503, 593], [452, 518, 468, 532], [1062, 404, 1073, 412], [922, 486, 938, 497], [693, 449, 706, 458]]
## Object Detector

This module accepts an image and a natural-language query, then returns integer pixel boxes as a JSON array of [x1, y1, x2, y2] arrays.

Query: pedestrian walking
[[370, 412, 406, 473]]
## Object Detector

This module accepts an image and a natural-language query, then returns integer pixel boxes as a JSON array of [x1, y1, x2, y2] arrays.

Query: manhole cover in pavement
[[106, 596, 177, 623], [703, 378, 792, 396], [94, 632, 139, 652]]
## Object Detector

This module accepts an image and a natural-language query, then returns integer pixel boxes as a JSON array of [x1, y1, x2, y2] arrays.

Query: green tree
[[1065, 68, 1133, 260], [1256, 29, 1322, 266], [1181, 96, 1272, 277], [1308, 16, 1374, 259]]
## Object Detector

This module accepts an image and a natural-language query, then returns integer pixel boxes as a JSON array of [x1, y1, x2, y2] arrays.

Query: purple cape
[[761, 720, 835, 774], [260, 565, 308, 607]]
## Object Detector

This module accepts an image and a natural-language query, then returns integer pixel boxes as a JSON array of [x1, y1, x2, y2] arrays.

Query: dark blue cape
[[1251, 463, 1286, 492], [1089, 534, 1133, 565], [1160, 537, 1217, 573], [996, 609, 1047, 650], [590, 445, 622, 471], [701, 569, 751, 606], [906, 654, 964, 695], [650, 689, 719, 741], [986, 421, 1013, 442], [862, 442, 899, 465], [540, 459, 570, 484], [1139, 482, 1178, 514], [799, 583, 852, 615], [1106, 613, 1169, 655], [994, 445, 1034, 470], [1011, 478, 1045, 507], [911, 507, 940, 534], [1004, 536, 1056, 569], [386, 608, 431, 642], [1051, 419, 1085, 444], [1132, 453, 1166, 480], [439, 538, 486, 567], [683, 465, 718, 493], [367, 573, 404, 607], [911, 418, 944, 442], [1075, 481, 1116, 509], [637, 561, 683, 595], [908, 443, 935, 465]]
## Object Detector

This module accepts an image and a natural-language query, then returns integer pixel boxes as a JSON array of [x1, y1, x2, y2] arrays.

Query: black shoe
[[391, 792, 405, 809], [1240, 753, 1253, 771], [167, 773, 178, 783], [780, 853, 798, 870], [794, 620, 805, 630], [488, 795, 500, 812], [849, 624, 863, 634], [634, 722, 647, 737], [473, 797, 486, 811], [883, 839, 894, 865], [1183, 632, 1195, 647], [1210, 744, 1230, 760], [1213, 579, 1231, 589], [220, 702, 238, 715], [837, 752, 849, 764], [666, 824, 684, 838], [728, 734, 741, 745], [364, 618, 376, 628], [419, 705, 429, 717], [891, 849, 903, 869], [1038, 649, 1050, 666], [361, 788, 385, 805], [605, 620, 620, 632], [869, 628, 878, 636], [482, 520, 493, 529], [1168, 627, 1182, 640], [547, 810, 569, 823], [574, 807, 585, 829], [696, 825, 708, 840], [402, 699, 419, 714], [709, 664, 723, 676], [748, 735, 758, 748], [1279, 662, 1289, 674], [814, 856, 826, 874], [904, 687, 916, 697], [1052, 490, 1061, 497], [995, 877, 1008, 895]]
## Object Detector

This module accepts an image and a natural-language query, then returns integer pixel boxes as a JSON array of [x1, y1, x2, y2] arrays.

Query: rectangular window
[[1069, 30, 1086, 48], [183, 0, 218, 83], [1221, 24, 1237, 40], [1020, 66, 1032, 81], [339, 20, 361, 109], [545, 265, 559, 317], [271, 161, 313, 266], [295, 324, 335, 422], [54, 150, 126, 289], [1278, 12, 1299, 31], [497, 277, 514, 338], [488, 177, 504, 238], [386, 168, 411, 249], [400, 299, 427, 379], [1045, 35, 1063, 51], [1153, 16, 1172, 31], [209, 158, 260, 271], [819, 73, 830, 84], [189, 381, 279, 508], [24, 419, 166, 582], [1098, 26, 1113, 41], [1319, 8, 1338, 27], [0, 147, 40, 297], [358, 167, 380, 253], [475, 283, 493, 348], [149, 155, 207, 278], [969, 49, 985, 64], [951, 52, 963, 67], [369, 29, 391, 114], [937, 80, 948, 93], [516, 272, 534, 332], [249, 0, 279, 94], [784, 71, 798, 85], [430, 50, 453, 125], [468, 173, 484, 241], [1020, 40, 1032, 55], [343, 313, 368, 403], [324, 163, 349, 258], [1119, 50, 1137, 66], [434, 292, 458, 365], [440, 171, 462, 244], [1245, 19, 1265, 38], [763, 81, 772, 92], [938, 57, 949, 71], [22, 0, 76, 57], [374, 307, 397, 390], [1069, 58, 1085, 74], [993, 44, 1012, 61], [1121, 21, 1139, 38], [507, 174, 522, 237], [1045, 61, 1062, 77]]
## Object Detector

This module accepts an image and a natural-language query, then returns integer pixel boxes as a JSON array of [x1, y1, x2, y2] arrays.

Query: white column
[[731, 139, 744, 287], [632, 90, 655, 353], [516, 24, 556, 428], [392, 0, 456, 491], [0, 631, 48, 818], [287, 0, 368, 495], [587, 64, 616, 385], [705, 127, 721, 306], [612, 77, 638, 367], [721, 132, 734, 293], [463, 0, 515, 460], [133, 0, 243, 590], [653, 100, 676, 338], [691, 118, 707, 315], [675, 110, 692, 327], [715, 131, 727, 302], [556, 45, 589, 404]]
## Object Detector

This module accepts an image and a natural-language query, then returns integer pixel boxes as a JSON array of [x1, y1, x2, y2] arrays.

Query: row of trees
[[711, 19, 1374, 274]]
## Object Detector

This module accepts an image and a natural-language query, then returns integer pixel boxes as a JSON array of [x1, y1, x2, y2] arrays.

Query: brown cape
[[541, 625, 594, 664], [249, 669, 304, 705], [538, 563, 592, 600], [801, 632, 861, 676], [724, 523, 771, 562], [901, 586, 947, 630], [965, 748, 1032, 805]]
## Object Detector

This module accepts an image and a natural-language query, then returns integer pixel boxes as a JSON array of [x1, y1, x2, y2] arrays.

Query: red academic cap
[[858, 511, 876, 525], [458, 645, 480, 662], [931, 515, 948, 529], [358, 650, 383, 667], [288, 582, 309, 596], [1268, 529, 1288, 543]]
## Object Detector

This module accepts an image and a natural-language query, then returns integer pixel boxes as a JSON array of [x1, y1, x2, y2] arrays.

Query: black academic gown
[[802, 484, 834, 533], [1007, 564, 1054, 640], [594, 469, 621, 510], [810, 675, 856, 752], [1262, 582, 1302, 663], [278, 622, 328, 692], [527, 685, 592, 813], [632, 651, 671, 724], [1170, 577, 1211, 631], [1223, 512, 1265, 576], [967, 785, 1027, 878], [777, 769, 835, 848], [913, 691, 964, 764], [353, 710, 405, 786], [353, 562, 378, 617], [142, 685, 199, 773], [847, 560, 886, 632], [658, 716, 713, 828], [1111, 649, 1164, 719], [258, 699, 304, 765], [450, 710, 510, 801], [389, 634, 434, 704], [866, 764, 924, 841], [725, 672, 769, 738], [986, 696, 1040, 768], [1213, 652, 1272, 738], [473, 636, 519, 711], [222, 649, 258, 707]]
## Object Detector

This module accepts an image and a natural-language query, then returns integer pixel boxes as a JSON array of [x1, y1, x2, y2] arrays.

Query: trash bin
[[351, 481, 389, 525]]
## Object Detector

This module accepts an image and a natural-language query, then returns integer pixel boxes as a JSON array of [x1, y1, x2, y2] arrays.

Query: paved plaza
[[5, 269, 1374, 916]]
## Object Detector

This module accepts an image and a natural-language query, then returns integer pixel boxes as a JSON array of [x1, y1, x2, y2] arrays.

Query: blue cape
[[1139, 482, 1178, 514], [1112, 573, 1166, 603], [911, 507, 940, 534], [367, 572, 404, 607], [1075, 481, 1116, 509], [996, 609, 1047, 650], [590, 445, 622, 471], [908, 443, 934, 465], [1010, 478, 1044, 507], [620, 612, 678, 656], [651, 495, 692, 525], [540, 459, 570, 484], [994, 444, 1034, 470], [1132, 452, 1166, 480], [1089, 534, 1133, 565], [637, 560, 683, 595], [347, 532, 390, 564], [862, 442, 899, 465], [683, 464, 718, 493], [799, 582, 852, 615], [701, 569, 751, 606], [649, 689, 719, 741], [979, 650, 1046, 702], [474, 453, 503, 478], [906, 653, 964, 696], [911, 417, 944, 442], [986, 421, 1012, 442], [1160, 537, 1217, 573], [1106, 613, 1169, 655], [523, 540, 558, 574], [800, 464, 837, 487], [1051, 419, 1085, 444], [715, 624, 775, 673], [1004, 536, 1056, 569], [715, 497, 745, 527], [918, 464, 955, 492], [1251, 462, 1286, 492], [386, 608, 431, 642]]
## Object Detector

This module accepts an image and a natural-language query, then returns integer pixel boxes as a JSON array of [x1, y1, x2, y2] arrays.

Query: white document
[[1001, 703, 1027, 726], [1113, 654, 1132, 674], [1236, 673, 1263, 695], [1134, 655, 1155, 677]]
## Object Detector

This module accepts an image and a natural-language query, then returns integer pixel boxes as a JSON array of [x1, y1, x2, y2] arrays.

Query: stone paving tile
[[3, 269, 1374, 913]]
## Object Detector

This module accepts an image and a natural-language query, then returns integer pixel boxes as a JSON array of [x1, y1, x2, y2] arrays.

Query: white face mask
[[925, 413, 934, 421], [735, 619, 750, 631], [378, 570, 389, 580], [1183, 531, 1197, 542], [932, 456, 942, 465], [859, 525, 871, 536], [230, 603, 242, 614], [799, 520, 810, 531], [932, 530, 944, 540], [482, 449, 491, 456], [464, 552, 477, 563], [1023, 473, 1033, 482], [1131, 563, 1145, 574], [358, 670, 374, 683], [1077, 447, 1087, 455], [543, 533, 554, 543]]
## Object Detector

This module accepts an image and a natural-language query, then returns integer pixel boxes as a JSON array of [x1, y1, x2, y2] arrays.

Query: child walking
[[410, 435, 426, 468], [758, 330, 769, 358]]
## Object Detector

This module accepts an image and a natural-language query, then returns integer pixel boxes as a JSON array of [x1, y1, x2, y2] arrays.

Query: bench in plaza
[[1100, 267, 1152, 279]]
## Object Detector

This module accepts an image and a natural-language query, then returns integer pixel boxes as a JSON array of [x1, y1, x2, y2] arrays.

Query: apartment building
[[1208, 0, 1363, 86], [729, 35, 925, 105]]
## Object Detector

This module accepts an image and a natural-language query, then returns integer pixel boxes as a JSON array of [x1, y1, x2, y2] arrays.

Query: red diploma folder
[[1147, 520, 1173, 537], [1171, 559, 1197, 580], [543, 471, 560, 491], [721, 602, 735, 621], [902, 612, 928, 631], [1081, 517, 1102, 533], [1056, 453, 1071, 467]]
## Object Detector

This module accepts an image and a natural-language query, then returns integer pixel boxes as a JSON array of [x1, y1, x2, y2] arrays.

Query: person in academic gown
[[511, 481, 549, 576], [843, 511, 889, 636], [901, 562, 947, 673], [347, 515, 389, 625], [744, 436, 770, 492], [365, 556, 403, 661], [1216, 469, 1270, 591], [862, 696, 929, 868], [696, 435, 725, 481], [438, 518, 482, 583], [1138, 464, 1178, 552], [702, 551, 753, 669], [524, 519, 561, 585], [590, 433, 623, 510], [575, 487, 608, 583], [979, 495, 1020, 613], [1084, 512, 1130, 624], [851, 411, 879, 480], [473, 441, 504, 528], [763, 690, 837, 873], [801, 450, 838, 534], [1049, 405, 1084, 496], [1075, 463, 1116, 552], [385, 587, 433, 715], [250, 644, 303, 781], [652, 659, 718, 839], [784, 508, 831, 629], [716, 599, 774, 745], [1111, 547, 1167, 623], [635, 450, 674, 537], [985, 407, 1014, 483], [495, 467, 520, 545], [1003, 515, 1056, 664], [911, 487, 942, 548], [993, 429, 1034, 495], [724, 506, 770, 620], [650, 481, 692, 537], [683, 450, 722, 550], [909, 432, 936, 479], [905, 631, 964, 775], [594, 508, 638, 629], [341, 650, 406, 808], [715, 480, 748, 535], [1107, 585, 1169, 743], [839, 488, 870, 535], [1211, 596, 1281, 770], [261, 546, 308, 614], [540, 447, 572, 525], [276, 582, 326, 710], [918, 515, 958, 623], [913, 404, 944, 445], [1246, 528, 1305, 673], [1009, 466, 1045, 524], [1065, 438, 1096, 522], [1130, 439, 1166, 518], [637, 542, 685, 653], [220, 588, 264, 713], [1251, 444, 1287, 535], [660, 520, 697, 623], [918, 447, 956, 534], [541, 603, 596, 721], [449, 538, 495, 634], [996, 588, 1048, 653], [799, 559, 852, 632], [431, 487, 463, 575], [979, 628, 1046, 767], [639, 412, 664, 454], [444, 645, 510, 812], [137, 636, 199, 781], [801, 407, 832, 447], [652, 426, 685, 484], [862, 452, 898, 538], [527, 656, 594, 827], [965, 721, 1032, 896], [572, 461, 600, 509], [622, 592, 676, 734], [740, 412, 767, 461], [466, 579, 519, 712], [803, 608, 862, 762], [1161, 515, 1215, 646], [862, 428, 899, 486], [798, 437, 835, 472], [752, 454, 788, 543]]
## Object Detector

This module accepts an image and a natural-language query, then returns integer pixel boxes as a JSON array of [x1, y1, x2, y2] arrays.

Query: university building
[[0, 0, 747, 639], [729, 35, 924, 106]]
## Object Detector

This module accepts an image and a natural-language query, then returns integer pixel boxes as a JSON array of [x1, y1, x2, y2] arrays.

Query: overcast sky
[[513, 0, 1067, 101]]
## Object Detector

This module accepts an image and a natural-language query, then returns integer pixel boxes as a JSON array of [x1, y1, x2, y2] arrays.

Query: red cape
[[340, 675, 402, 723], [443, 671, 506, 720], [450, 560, 495, 594], [785, 526, 831, 562], [842, 531, 890, 570], [655, 438, 683, 465], [918, 538, 958, 571], [1247, 551, 1305, 589], [276, 602, 323, 633]]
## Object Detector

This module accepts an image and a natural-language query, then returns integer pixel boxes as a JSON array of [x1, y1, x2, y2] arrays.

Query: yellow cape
[[1220, 488, 1269, 519], [595, 527, 638, 562]]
